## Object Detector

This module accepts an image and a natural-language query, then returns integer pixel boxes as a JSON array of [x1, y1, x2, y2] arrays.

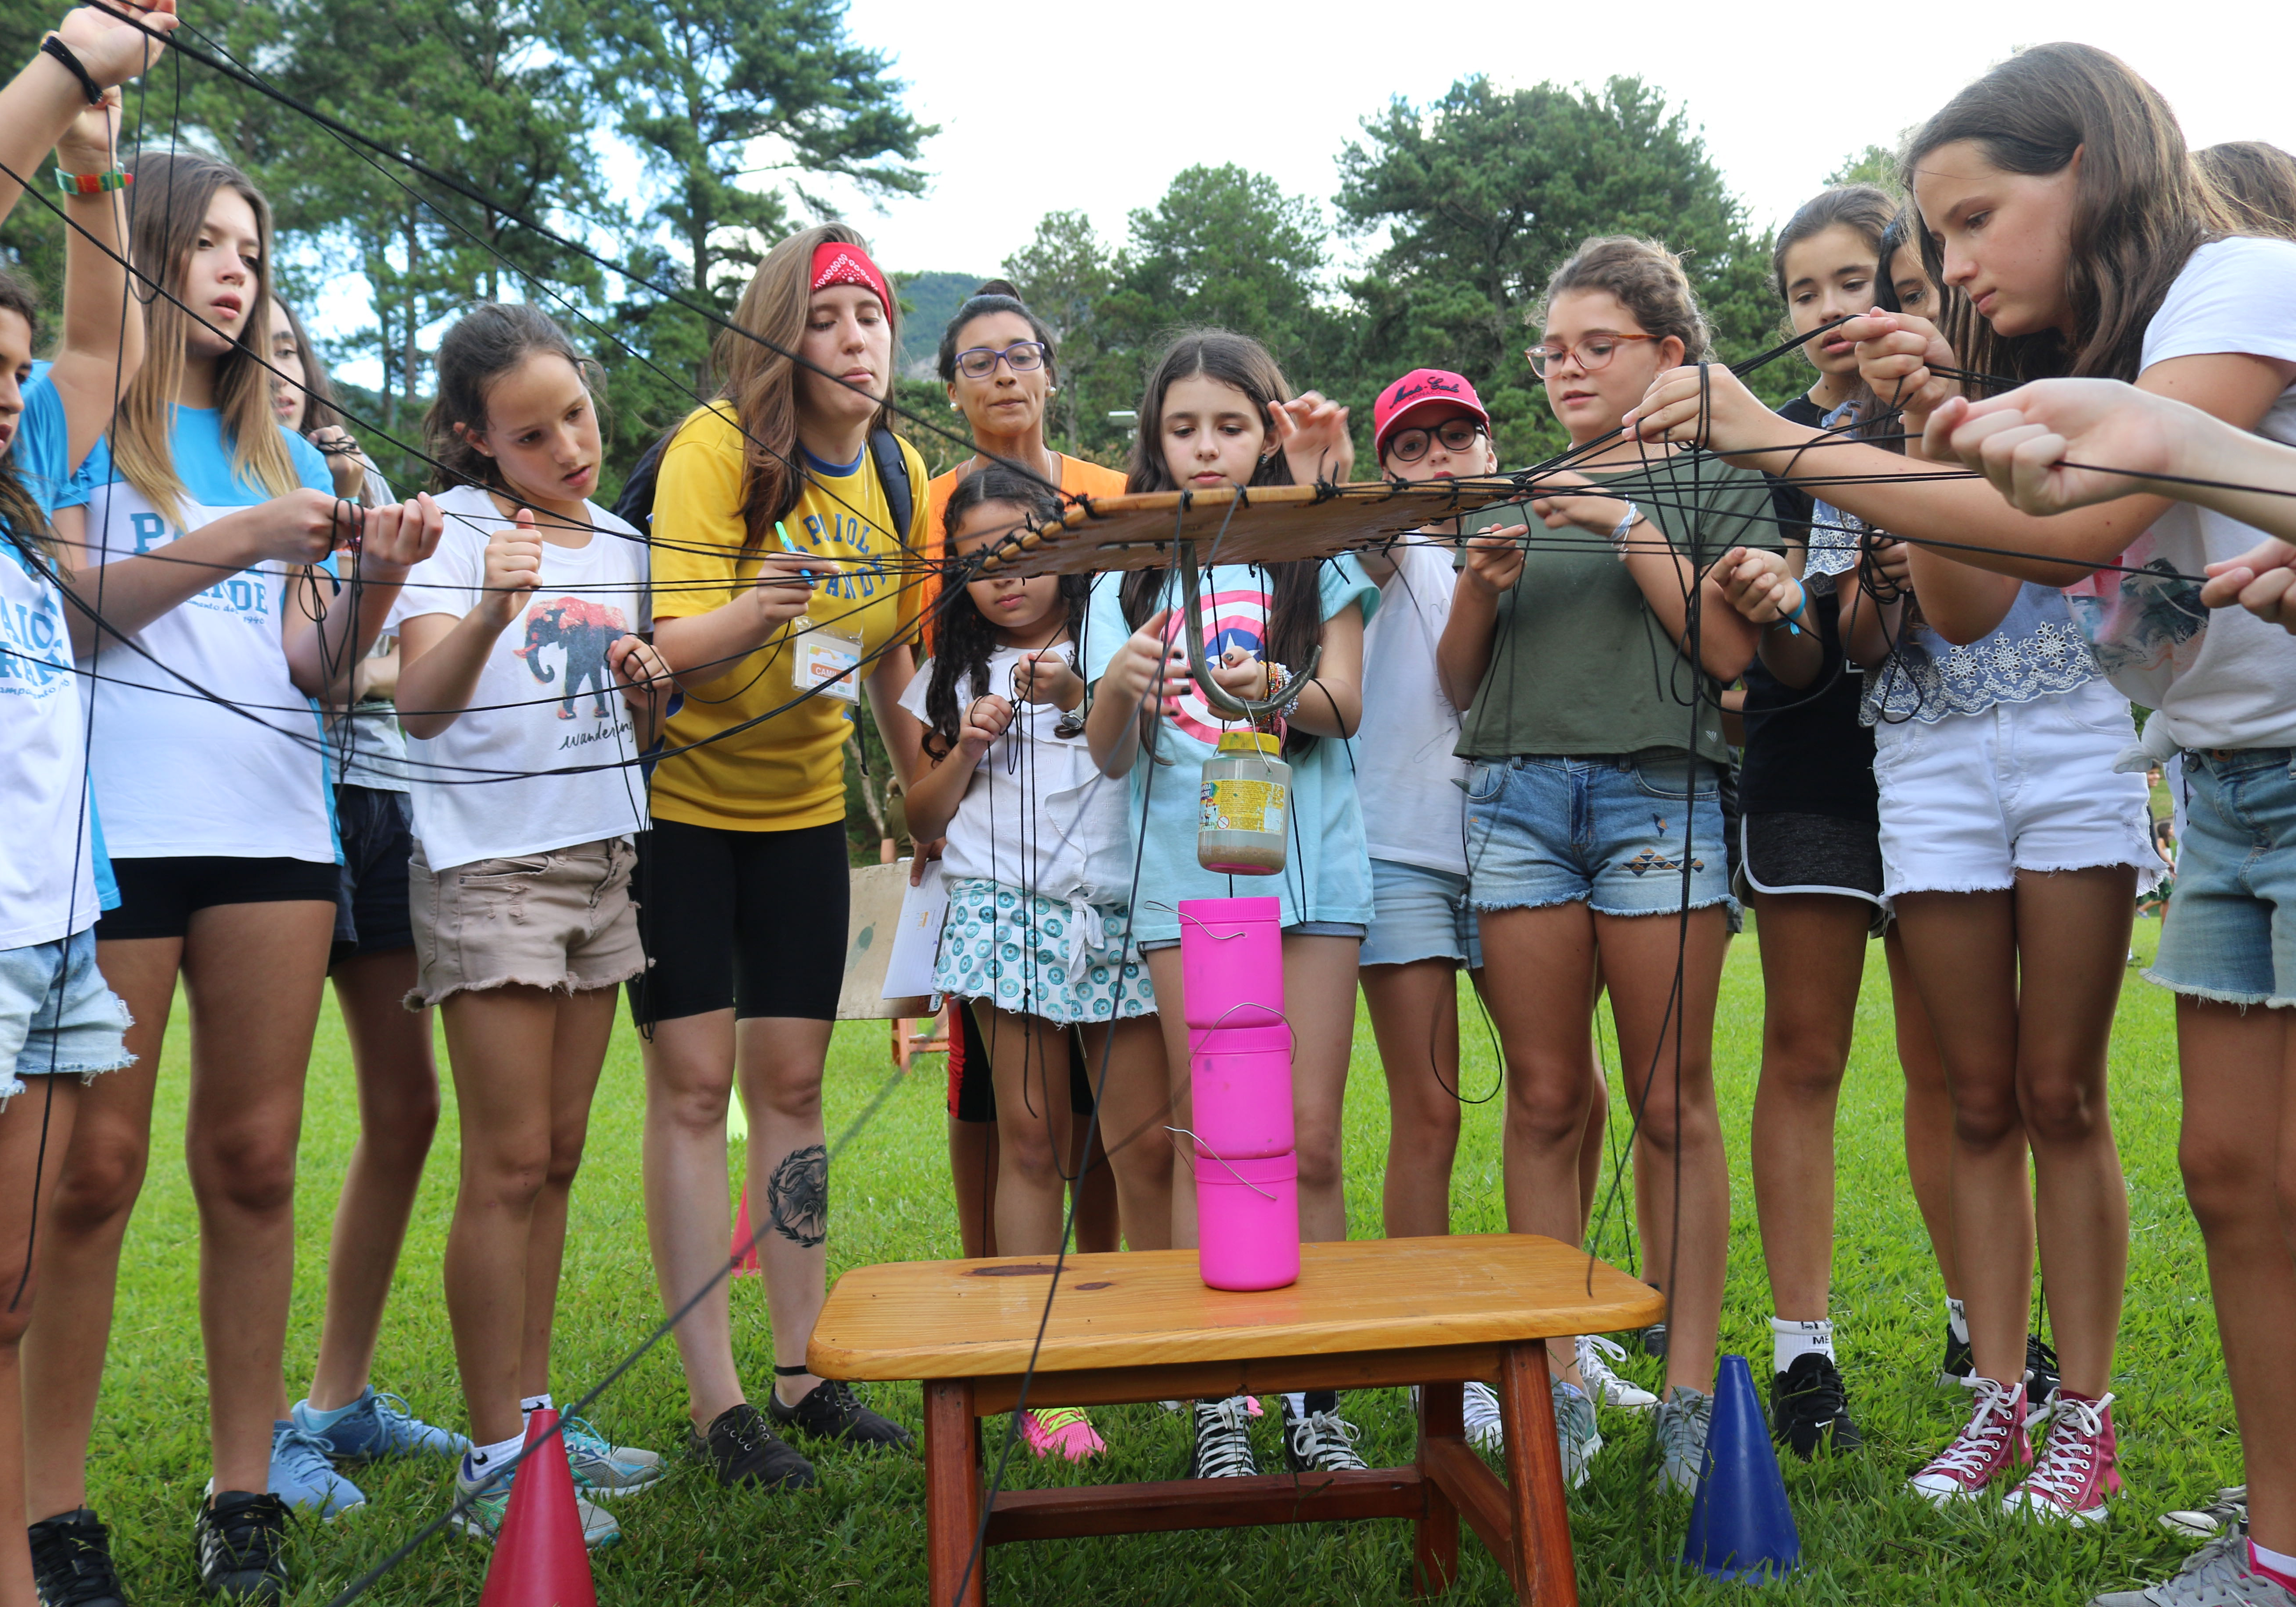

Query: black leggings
[[628, 818, 848, 1026]]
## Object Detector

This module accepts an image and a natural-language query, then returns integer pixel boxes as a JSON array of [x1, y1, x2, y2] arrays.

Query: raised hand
[[52, 83, 123, 172], [1099, 609, 1189, 714], [1270, 392, 1355, 485], [959, 692, 1015, 757], [609, 633, 673, 709], [53, 0, 177, 90], [1925, 381, 2189, 517], [1846, 310, 1960, 440], [1011, 647, 1081, 710], [1459, 523, 1529, 596], [1718, 545, 1803, 626], [481, 507, 544, 625], [308, 425, 369, 500], [1626, 363, 1774, 455]]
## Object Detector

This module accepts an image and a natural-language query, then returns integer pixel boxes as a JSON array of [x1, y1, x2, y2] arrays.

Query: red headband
[[810, 242, 892, 316]]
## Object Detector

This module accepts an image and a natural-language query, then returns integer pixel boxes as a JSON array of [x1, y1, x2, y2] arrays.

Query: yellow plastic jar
[[1198, 729, 1291, 875]]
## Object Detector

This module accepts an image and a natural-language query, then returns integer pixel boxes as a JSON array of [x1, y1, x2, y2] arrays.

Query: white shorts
[[1872, 678, 2160, 901]]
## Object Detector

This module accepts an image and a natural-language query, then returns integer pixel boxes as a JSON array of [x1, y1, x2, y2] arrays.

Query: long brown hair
[[114, 152, 302, 529], [1902, 42, 2216, 388], [2196, 141, 2296, 242], [0, 273, 54, 561], [713, 221, 899, 549], [1118, 329, 1327, 756], [271, 296, 341, 434]]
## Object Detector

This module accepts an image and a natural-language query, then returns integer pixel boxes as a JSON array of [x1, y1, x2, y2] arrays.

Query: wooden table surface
[[808, 1233, 1665, 1381]]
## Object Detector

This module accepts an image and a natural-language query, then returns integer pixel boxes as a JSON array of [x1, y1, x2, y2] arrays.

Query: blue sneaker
[[293, 1388, 470, 1461], [208, 1423, 368, 1521]]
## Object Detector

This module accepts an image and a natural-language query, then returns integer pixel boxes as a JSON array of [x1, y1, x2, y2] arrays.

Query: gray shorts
[[407, 837, 644, 1007]]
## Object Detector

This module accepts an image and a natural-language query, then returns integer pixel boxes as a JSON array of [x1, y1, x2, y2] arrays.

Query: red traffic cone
[[732, 1188, 761, 1276], [477, 1409, 598, 1607]]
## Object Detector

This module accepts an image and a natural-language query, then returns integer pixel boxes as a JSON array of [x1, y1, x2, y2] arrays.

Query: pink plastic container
[[1196, 1149, 1300, 1292], [1178, 896, 1282, 1029], [1189, 1026, 1295, 1160]]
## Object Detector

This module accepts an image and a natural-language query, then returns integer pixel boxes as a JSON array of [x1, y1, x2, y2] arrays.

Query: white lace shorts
[[1872, 678, 2160, 901]]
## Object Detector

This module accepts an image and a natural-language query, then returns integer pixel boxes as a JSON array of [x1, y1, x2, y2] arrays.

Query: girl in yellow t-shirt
[[641, 223, 929, 1486]]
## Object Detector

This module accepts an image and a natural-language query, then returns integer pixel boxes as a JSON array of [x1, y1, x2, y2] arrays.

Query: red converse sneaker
[[2003, 1391, 2120, 1526], [1909, 1376, 2029, 1504]]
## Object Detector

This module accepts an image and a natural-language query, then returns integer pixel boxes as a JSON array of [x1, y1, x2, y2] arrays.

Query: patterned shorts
[[932, 878, 1156, 1024]]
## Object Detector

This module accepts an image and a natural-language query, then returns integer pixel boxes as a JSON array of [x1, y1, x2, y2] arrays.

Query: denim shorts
[[1363, 858, 1483, 969], [2151, 747, 2296, 1008], [1463, 751, 1734, 918], [0, 927, 134, 1104]]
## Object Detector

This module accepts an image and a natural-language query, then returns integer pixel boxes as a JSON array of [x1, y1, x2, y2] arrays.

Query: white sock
[[1772, 1316, 1835, 1374], [1946, 1299, 1970, 1343], [464, 1431, 525, 1480], [2252, 1540, 2296, 1581], [1281, 1392, 1306, 1416], [519, 1392, 553, 1420]]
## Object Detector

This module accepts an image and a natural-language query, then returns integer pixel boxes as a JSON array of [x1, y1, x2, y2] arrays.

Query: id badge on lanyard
[[794, 617, 862, 704]]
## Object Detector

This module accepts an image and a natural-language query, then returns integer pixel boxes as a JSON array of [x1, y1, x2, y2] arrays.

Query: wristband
[[40, 35, 104, 106], [1607, 502, 1640, 558], [53, 166, 131, 196], [1774, 583, 1811, 637]]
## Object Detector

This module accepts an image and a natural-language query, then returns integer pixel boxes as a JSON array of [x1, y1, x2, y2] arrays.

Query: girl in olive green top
[[1437, 236, 1772, 1495]]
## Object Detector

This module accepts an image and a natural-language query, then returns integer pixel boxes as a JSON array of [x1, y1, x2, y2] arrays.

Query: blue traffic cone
[[1681, 1353, 1800, 1581]]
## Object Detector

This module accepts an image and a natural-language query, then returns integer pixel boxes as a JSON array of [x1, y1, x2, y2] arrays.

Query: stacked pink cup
[[1178, 896, 1300, 1291]]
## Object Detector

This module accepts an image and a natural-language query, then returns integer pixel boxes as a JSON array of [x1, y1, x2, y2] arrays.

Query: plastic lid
[[1215, 729, 1281, 756]]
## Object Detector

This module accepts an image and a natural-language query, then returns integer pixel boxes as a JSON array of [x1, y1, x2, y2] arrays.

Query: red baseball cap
[[1372, 369, 1491, 459]]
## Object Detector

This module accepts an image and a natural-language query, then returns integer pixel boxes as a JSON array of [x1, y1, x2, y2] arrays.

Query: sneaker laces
[[203, 1494, 287, 1561], [1783, 1355, 1850, 1419], [1290, 1408, 1366, 1470], [1656, 1389, 1709, 1463], [1462, 1381, 1503, 1439], [29, 1516, 120, 1607], [1923, 1377, 2020, 1478], [1195, 1399, 1256, 1477], [2021, 1392, 2113, 1503], [272, 1423, 340, 1483], [561, 1415, 617, 1457], [1577, 1335, 1630, 1390]]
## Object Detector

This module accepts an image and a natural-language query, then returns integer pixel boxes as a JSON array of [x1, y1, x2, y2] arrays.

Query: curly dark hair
[[921, 464, 1085, 763]]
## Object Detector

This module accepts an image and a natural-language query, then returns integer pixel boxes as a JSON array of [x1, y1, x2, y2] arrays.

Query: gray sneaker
[[1551, 1379, 1602, 1489], [2092, 1533, 2296, 1607], [2162, 1487, 2250, 1540], [561, 1416, 663, 1498], [449, 1461, 621, 1549], [1654, 1384, 1713, 1494]]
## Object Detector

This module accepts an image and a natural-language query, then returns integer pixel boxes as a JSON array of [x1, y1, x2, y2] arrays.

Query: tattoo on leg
[[767, 1144, 829, 1249]]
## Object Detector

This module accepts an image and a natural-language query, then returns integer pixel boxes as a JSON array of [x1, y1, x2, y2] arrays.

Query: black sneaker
[[1938, 1318, 1973, 1385], [687, 1403, 818, 1490], [28, 1508, 127, 1607], [193, 1491, 289, 1602], [2025, 1334, 2060, 1413], [767, 1380, 914, 1449], [1769, 1352, 1863, 1460], [1637, 1322, 1670, 1363], [1187, 1397, 1258, 1479], [1279, 1394, 1367, 1474]]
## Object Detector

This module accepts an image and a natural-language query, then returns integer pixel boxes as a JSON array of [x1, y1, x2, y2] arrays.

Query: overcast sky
[[834, 0, 2296, 279]]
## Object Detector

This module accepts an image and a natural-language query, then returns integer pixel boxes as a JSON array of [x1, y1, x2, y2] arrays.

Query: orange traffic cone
[[477, 1409, 598, 1607], [732, 1188, 761, 1276]]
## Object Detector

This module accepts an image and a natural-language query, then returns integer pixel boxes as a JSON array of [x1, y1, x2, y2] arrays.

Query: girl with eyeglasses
[[922, 284, 1127, 1267], [1436, 236, 1778, 1495]]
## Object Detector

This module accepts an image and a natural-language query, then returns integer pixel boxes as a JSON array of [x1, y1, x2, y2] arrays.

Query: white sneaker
[[1462, 1382, 1504, 1451], [1578, 1335, 1659, 1412], [1551, 1379, 1603, 1489]]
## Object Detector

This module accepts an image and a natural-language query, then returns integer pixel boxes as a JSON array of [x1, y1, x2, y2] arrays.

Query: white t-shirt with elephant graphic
[[387, 485, 652, 869]]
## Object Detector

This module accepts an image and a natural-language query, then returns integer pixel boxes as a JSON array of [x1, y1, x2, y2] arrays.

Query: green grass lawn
[[87, 914, 2233, 1604]]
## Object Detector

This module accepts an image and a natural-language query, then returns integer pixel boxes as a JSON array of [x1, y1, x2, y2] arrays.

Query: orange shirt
[[922, 452, 1128, 650]]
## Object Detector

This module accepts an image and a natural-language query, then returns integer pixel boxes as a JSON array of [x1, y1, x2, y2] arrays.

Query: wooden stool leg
[[1414, 1381, 1463, 1595], [924, 1380, 984, 1607], [1496, 1343, 1578, 1606]]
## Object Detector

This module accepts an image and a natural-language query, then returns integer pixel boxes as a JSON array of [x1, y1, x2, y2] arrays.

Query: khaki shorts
[[407, 837, 644, 1007]]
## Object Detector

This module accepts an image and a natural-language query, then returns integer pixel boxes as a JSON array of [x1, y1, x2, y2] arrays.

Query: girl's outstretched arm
[[45, 92, 140, 468], [0, 2, 174, 241]]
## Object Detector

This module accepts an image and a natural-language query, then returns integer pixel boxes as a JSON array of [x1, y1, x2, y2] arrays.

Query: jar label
[[1201, 778, 1287, 836]]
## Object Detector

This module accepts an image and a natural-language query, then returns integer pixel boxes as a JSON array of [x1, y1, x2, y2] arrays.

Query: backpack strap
[[869, 426, 918, 549]]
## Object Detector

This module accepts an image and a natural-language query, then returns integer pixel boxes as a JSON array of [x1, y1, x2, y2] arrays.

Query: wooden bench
[[807, 1233, 1665, 1604]]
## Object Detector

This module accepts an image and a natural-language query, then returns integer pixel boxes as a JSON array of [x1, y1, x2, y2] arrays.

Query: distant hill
[[893, 270, 987, 379]]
